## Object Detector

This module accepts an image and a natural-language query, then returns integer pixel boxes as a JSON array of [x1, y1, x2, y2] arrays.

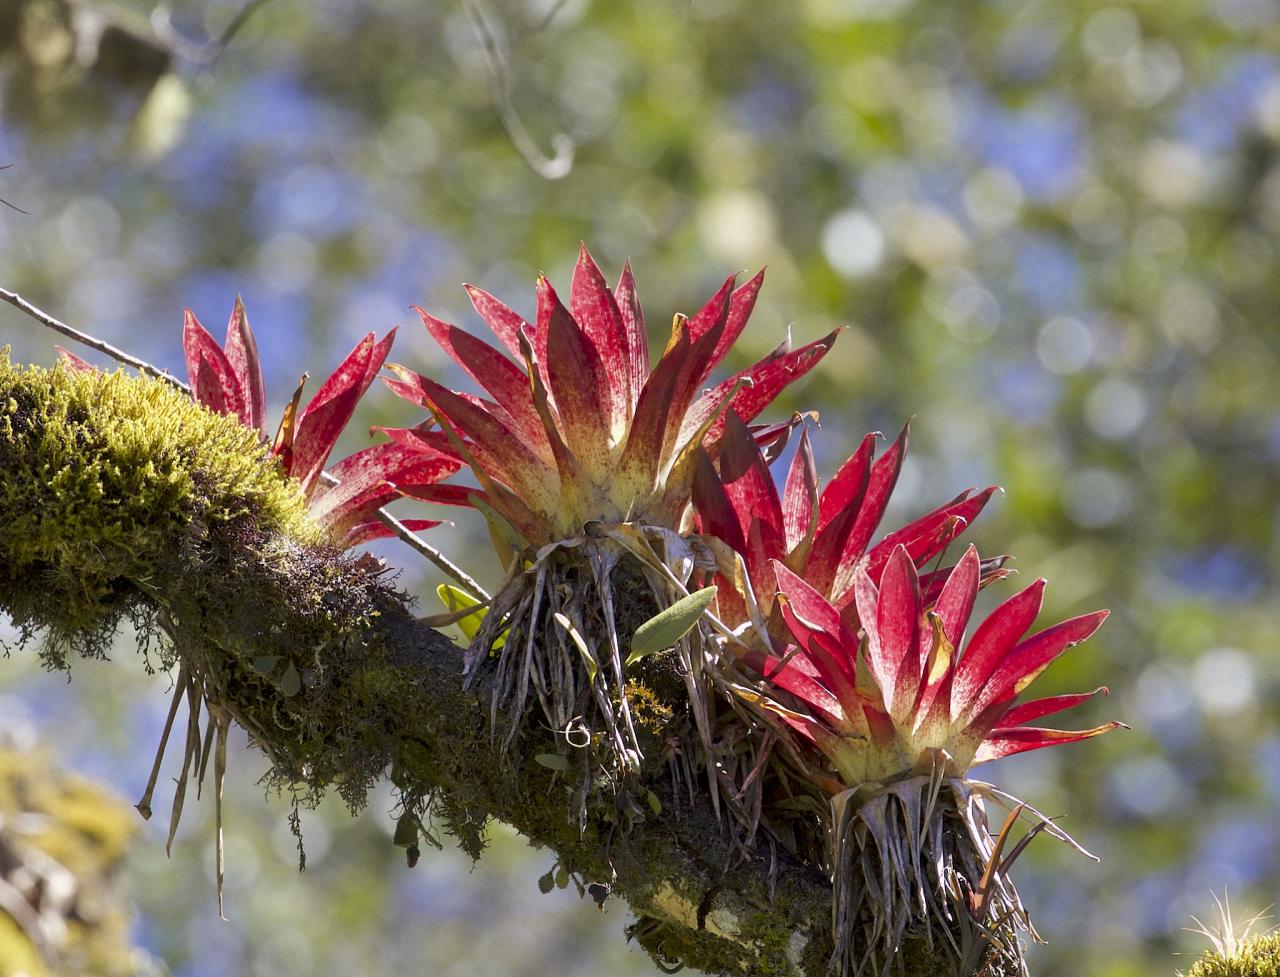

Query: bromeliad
[[180, 299, 461, 549], [383, 245, 836, 794], [693, 410, 1004, 636], [383, 245, 834, 550], [740, 545, 1123, 975]]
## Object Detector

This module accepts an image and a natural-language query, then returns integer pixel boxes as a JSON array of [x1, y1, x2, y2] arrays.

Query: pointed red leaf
[[570, 244, 629, 436], [782, 427, 818, 555], [342, 517, 445, 549], [55, 347, 95, 371], [773, 561, 861, 704], [414, 307, 549, 460], [183, 309, 245, 420], [968, 609, 1110, 720], [717, 410, 784, 561], [386, 366, 558, 514], [949, 579, 1047, 721], [826, 424, 908, 601], [999, 687, 1110, 728], [223, 296, 267, 437], [685, 274, 737, 344], [700, 269, 766, 384], [464, 283, 529, 362], [863, 486, 998, 583], [541, 275, 613, 480], [614, 259, 649, 409], [972, 722, 1124, 764], [920, 554, 1010, 607], [806, 432, 877, 596], [875, 546, 924, 722], [691, 330, 839, 447], [933, 545, 980, 648], [692, 449, 747, 554], [308, 441, 461, 532], [291, 330, 397, 496]]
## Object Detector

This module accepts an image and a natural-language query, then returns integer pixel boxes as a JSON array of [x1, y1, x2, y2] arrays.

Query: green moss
[[0, 352, 317, 661], [1185, 935, 1280, 977]]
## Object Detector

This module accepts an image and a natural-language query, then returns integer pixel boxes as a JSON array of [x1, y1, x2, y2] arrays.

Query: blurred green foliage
[[2, 0, 1279, 975]]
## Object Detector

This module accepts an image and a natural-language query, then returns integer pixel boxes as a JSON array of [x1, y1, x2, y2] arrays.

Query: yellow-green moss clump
[[0, 747, 152, 977], [0, 351, 317, 660], [1185, 935, 1280, 977]]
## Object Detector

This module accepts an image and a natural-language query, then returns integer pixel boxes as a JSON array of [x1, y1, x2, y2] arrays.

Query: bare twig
[[464, 0, 575, 180], [0, 164, 30, 216], [0, 285, 489, 600], [0, 287, 188, 389]]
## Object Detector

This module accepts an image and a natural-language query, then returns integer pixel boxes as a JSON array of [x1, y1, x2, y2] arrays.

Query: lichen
[[1185, 935, 1280, 977]]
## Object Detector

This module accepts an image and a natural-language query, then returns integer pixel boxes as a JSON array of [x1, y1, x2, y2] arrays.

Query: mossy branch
[[0, 355, 849, 977]]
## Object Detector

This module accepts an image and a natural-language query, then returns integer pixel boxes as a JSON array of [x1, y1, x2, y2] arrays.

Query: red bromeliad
[[693, 410, 1004, 633], [377, 246, 838, 779], [764, 544, 1121, 787], [745, 544, 1125, 976], [381, 245, 836, 551], [180, 299, 460, 549]]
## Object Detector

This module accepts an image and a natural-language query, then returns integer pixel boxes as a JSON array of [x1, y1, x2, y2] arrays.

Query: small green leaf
[[252, 656, 280, 674], [646, 790, 662, 817], [555, 866, 570, 889], [553, 612, 597, 682], [537, 870, 555, 895], [535, 753, 570, 772], [279, 662, 302, 697], [627, 587, 717, 667]]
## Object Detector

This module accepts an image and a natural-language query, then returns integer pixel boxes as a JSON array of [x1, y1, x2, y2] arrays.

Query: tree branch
[[0, 355, 832, 977]]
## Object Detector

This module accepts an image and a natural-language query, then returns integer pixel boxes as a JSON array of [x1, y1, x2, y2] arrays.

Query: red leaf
[[700, 269, 766, 385], [999, 687, 1109, 728], [863, 486, 998, 583], [932, 545, 980, 648], [949, 579, 1046, 721], [541, 275, 614, 480], [56, 347, 94, 371], [827, 423, 908, 599], [387, 366, 558, 515], [570, 244, 629, 436], [308, 441, 461, 534], [464, 283, 529, 362], [967, 609, 1110, 720], [806, 432, 877, 597], [691, 330, 839, 447], [183, 309, 245, 420], [692, 449, 747, 554], [781, 426, 818, 556], [342, 517, 445, 549], [717, 410, 785, 566], [875, 546, 924, 723], [223, 296, 267, 437], [414, 307, 550, 460], [614, 259, 649, 409], [291, 330, 396, 496], [972, 722, 1124, 764], [773, 561, 860, 699]]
